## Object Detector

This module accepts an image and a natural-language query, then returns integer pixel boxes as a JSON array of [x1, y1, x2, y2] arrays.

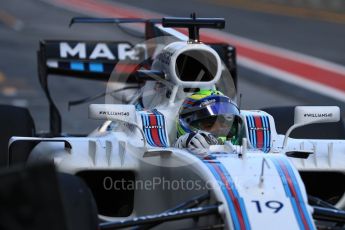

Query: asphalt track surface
[[0, 0, 344, 133]]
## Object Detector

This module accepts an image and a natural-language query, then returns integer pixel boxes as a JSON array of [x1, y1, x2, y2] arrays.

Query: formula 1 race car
[[1, 15, 345, 230]]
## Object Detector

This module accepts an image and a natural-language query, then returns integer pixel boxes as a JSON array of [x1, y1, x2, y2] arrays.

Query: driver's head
[[177, 90, 241, 144]]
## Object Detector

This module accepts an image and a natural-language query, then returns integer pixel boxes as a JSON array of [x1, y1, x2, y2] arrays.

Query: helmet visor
[[181, 102, 239, 123], [190, 115, 238, 137], [180, 101, 240, 138]]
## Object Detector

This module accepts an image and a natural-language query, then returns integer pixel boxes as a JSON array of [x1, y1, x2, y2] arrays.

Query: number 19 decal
[[252, 200, 284, 213]]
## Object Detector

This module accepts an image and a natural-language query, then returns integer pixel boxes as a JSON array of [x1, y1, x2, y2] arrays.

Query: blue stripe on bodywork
[[246, 116, 255, 148], [141, 114, 154, 146], [205, 162, 242, 230], [263, 116, 271, 152], [261, 116, 270, 153], [196, 153, 251, 230], [70, 62, 84, 71], [145, 114, 156, 146], [160, 114, 169, 146], [153, 110, 169, 147], [280, 158, 315, 229], [218, 163, 251, 229], [246, 115, 271, 153], [156, 117, 165, 146], [271, 157, 315, 230], [249, 116, 257, 148], [260, 116, 267, 153], [89, 63, 104, 72], [271, 158, 303, 227]]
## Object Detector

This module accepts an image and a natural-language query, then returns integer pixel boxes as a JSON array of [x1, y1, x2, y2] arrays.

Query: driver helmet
[[177, 89, 241, 144]]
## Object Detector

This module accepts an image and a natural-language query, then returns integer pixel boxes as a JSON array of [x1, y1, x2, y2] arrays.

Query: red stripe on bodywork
[[148, 115, 163, 147], [213, 164, 247, 230], [254, 116, 264, 149], [278, 160, 310, 230]]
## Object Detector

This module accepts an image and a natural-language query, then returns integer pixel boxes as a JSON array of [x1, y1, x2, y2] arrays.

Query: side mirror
[[88, 104, 170, 156], [89, 104, 136, 123], [89, 104, 147, 148], [282, 106, 340, 148], [294, 106, 340, 125]]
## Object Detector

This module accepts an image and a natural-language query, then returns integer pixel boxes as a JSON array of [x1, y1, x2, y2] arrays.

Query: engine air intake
[[175, 50, 217, 82]]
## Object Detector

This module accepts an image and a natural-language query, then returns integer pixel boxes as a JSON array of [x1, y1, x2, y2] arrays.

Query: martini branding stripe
[[141, 111, 169, 147], [148, 114, 163, 147], [262, 116, 271, 152], [254, 116, 264, 149], [141, 114, 155, 146], [248, 116, 257, 149], [246, 115, 271, 153], [281, 158, 315, 229], [204, 162, 242, 230], [246, 116, 256, 148], [197, 152, 251, 230], [153, 110, 169, 147], [145, 113, 157, 147], [271, 158, 315, 230], [245, 116, 253, 146], [218, 163, 251, 229], [261, 116, 267, 152], [156, 116, 166, 146], [206, 162, 249, 230]]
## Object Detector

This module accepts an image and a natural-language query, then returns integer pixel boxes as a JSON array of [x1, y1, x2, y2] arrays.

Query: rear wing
[[38, 40, 147, 80], [37, 40, 147, 136], [37, 18, 237, 136]]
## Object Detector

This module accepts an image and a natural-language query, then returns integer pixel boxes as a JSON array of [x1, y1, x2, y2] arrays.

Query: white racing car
[[1, 15, 345, 230]]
